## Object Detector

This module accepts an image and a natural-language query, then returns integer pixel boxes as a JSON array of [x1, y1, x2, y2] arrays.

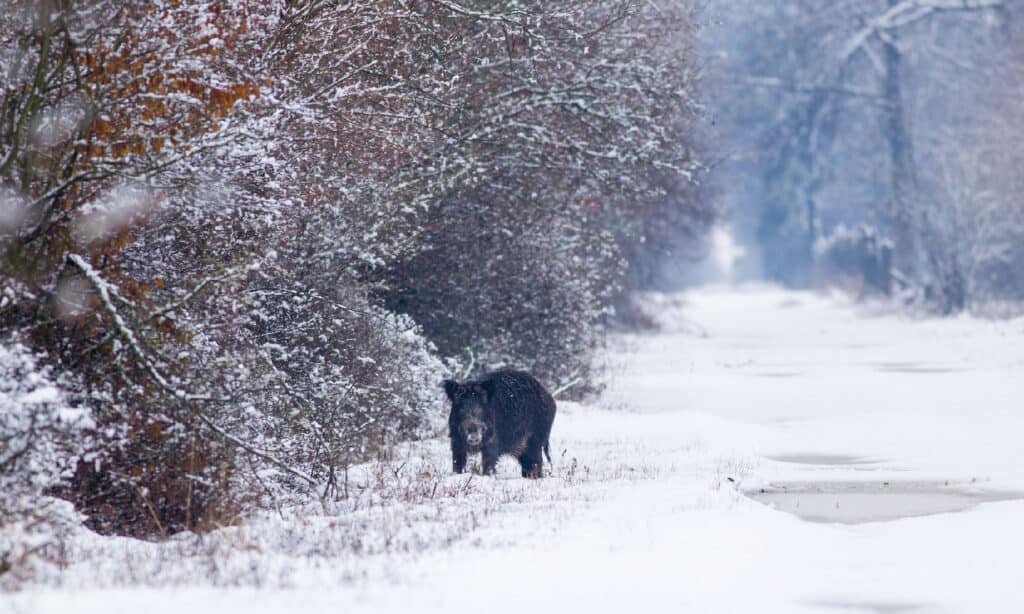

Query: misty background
[[700, 0, 1023, 314]]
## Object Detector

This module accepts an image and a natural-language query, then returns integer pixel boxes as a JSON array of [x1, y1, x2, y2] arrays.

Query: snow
[[8, 285, 1024, 613]]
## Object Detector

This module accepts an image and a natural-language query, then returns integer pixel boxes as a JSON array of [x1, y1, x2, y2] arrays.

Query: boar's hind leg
[[518, 437, 545, 478]]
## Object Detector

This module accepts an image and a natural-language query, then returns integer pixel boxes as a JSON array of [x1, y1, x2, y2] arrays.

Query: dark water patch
[[868, 362, 962, 374], [808, 599, 931, 613], [747, 480, 1022, 524], [768, 454, 880, 466]]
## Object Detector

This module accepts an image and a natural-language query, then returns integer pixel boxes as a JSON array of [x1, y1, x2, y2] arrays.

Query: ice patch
[[747, 480, 1023, 524]]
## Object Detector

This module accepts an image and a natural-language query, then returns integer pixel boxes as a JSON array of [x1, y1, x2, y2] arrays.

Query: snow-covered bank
[[8, 285, 1024, 613]]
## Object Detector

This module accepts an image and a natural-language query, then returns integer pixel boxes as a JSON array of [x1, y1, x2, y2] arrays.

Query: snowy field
[[8, 285, 1024, 614]]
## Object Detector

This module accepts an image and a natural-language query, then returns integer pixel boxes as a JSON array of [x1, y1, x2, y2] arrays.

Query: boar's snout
[[462, 419, 485, 448]]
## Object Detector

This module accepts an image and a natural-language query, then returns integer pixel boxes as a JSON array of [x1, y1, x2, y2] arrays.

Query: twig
[[552, 376, 583, 398], [149, 270, 237, 321], [135, 485, 167, 539]]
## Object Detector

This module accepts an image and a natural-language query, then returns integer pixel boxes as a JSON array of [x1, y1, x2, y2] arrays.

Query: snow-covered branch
[[842, 0, 1002, 62]]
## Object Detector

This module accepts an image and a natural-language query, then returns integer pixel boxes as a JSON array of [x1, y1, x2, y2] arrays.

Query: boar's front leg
[[481, 442, 500, 476], [451, 436, 468, 474]]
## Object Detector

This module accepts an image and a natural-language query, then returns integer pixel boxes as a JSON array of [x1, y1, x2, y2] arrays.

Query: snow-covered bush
[[0, 0, 275, 538], [375, 1, 707, 388], [205, 222, 449, 504], [814, 224, 894, 297], [379, 196, 619, 391], [1, 0, 708, 539], [0, 342, 91, 589]]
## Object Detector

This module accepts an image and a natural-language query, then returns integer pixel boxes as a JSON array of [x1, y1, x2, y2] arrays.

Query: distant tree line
[[0, 0, 710, 559], [707, 0, 1024, 313]]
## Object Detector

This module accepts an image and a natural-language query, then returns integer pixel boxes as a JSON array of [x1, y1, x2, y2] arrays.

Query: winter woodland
[[2, 0, 1023, 607]]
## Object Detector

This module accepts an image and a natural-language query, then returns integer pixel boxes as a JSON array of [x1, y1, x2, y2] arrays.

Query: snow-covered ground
[[8, 285, 1024, 613]]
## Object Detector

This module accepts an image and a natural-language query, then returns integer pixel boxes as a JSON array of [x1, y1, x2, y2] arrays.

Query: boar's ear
[[442, 379, 459, 401], [479, 379, 496, 402]]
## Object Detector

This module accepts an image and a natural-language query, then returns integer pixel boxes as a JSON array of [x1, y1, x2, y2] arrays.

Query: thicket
[[0, 0, 710, 573]]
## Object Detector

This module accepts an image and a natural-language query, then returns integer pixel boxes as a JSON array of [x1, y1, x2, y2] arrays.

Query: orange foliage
[[74, 2, 261, 166]]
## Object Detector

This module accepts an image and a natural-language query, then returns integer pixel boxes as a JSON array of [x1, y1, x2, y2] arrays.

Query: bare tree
[[707, 0, 1011, 311]]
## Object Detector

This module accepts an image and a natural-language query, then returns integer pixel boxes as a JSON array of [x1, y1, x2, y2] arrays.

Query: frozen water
[[748, 481, 1023, 524], [768, 454, 879, 466]]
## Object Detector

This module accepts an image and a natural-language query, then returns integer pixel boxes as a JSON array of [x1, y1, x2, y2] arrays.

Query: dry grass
[[30, 433, 663, 590]]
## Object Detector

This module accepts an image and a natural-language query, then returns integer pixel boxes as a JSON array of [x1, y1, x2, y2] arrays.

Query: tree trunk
[[882, 0, 918, 277]]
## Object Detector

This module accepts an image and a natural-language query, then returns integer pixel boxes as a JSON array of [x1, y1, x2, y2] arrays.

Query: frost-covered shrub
[[210, 225, 448, 503], [1, 0, 708, 541], [814, 225, 894, 296], [0, 342, 90, 589], [0, 0, 276, 538], [612, 174, 718, 328], [379, 197, 619, 391], [372, 1, 706, 390]]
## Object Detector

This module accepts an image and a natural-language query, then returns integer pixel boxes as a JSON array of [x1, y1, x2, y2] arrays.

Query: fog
[[700, 0, 1024, 312]]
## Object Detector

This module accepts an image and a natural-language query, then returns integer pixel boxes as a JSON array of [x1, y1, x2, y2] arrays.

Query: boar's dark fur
[[443, 369, 556, 478]]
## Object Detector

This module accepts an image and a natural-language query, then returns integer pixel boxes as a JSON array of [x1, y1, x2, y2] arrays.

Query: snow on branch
[[428, 0, 529, 24], [735, 74, 893, 105], [66, 254, 176, 392], [842, 0, 1002, 62]]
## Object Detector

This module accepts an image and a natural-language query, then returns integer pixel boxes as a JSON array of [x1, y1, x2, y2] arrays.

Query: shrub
[[0, 342, 90, 587]]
